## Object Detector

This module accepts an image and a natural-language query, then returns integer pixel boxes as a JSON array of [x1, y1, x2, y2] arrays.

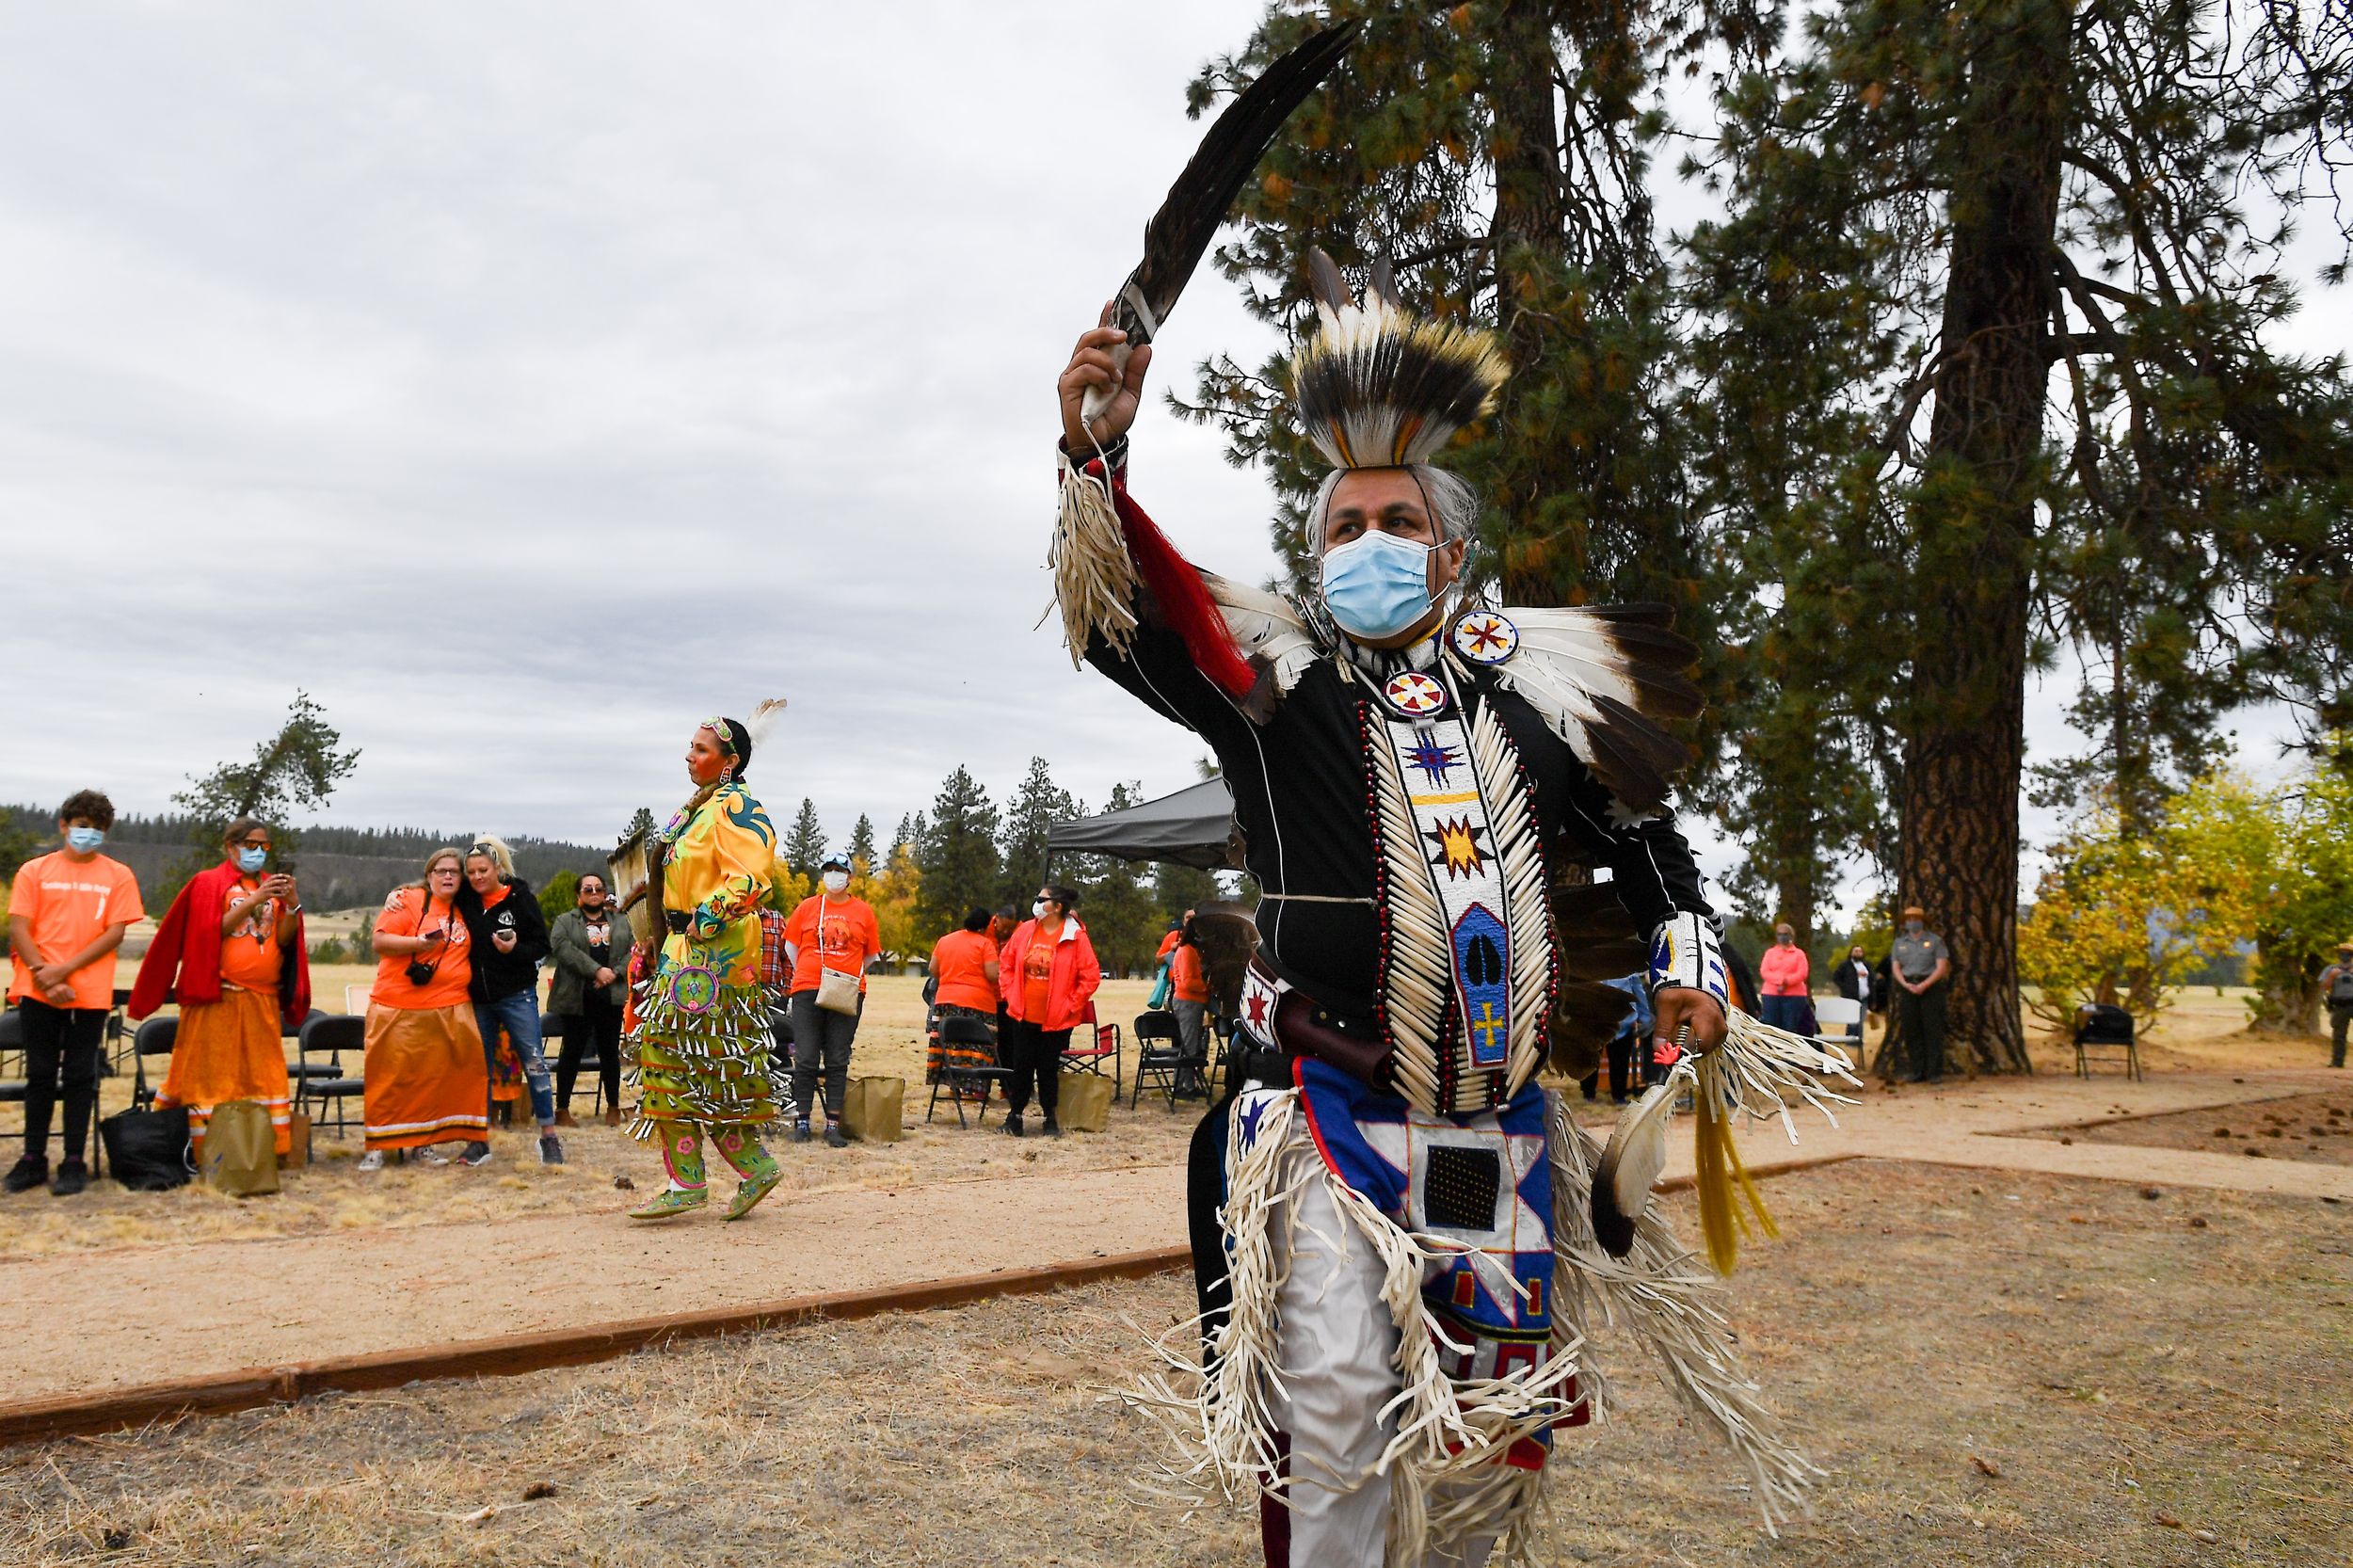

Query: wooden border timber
[[0, 1149, 1863, 1450], [0, 1244, 1192, 1449]]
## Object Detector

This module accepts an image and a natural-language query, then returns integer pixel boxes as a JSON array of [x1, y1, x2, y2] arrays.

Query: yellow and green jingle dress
[[625, 779, 783, 1219]]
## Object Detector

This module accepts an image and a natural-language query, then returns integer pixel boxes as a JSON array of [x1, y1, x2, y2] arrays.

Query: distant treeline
[[3, 805, 621, 914]]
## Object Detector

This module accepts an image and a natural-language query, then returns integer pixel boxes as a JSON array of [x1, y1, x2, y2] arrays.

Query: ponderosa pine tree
[[1686, 0, 2353, 1071], [997, 757, 1079, 911], [915, 767, 1000, 942], [847, 814, 878, 875], [781, 798, 827, 880]]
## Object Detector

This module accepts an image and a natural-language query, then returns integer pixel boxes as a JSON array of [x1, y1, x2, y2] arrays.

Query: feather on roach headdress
[[1289, 248, 1510, 470]]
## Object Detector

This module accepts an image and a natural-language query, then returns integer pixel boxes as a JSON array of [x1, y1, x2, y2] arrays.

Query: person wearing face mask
[[621, 710, 786, 1220], [549, 872, 634, 1127], [1832, 943, 1880, 1016], [455, 836, 557, 1166], [781, 852, 882, 1147], [1755, 922, 1812, 1036], [1888, 905, 1953, 1082], [6, 791, 143, 1196], [996, 884, 1102, 1137], [130, 817, 311, 1166], [1051, 245, 1834, 1563]]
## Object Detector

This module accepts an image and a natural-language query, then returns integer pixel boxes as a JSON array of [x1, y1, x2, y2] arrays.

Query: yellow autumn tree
[[858, 843, 924, 963], [2016, 771, 2271, 1033]]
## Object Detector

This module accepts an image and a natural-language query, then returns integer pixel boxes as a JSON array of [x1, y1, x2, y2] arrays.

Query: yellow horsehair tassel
[[1693, 1065, 1781, 1275]]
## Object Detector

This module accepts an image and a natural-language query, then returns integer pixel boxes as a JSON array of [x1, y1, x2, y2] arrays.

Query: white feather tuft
[[744, 696, 790, 748]]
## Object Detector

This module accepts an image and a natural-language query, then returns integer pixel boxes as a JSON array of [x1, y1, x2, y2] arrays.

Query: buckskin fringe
[[1545, 1090, 1822, 1534], [1052, 448, 1141, 664], [1123, 1092, 1588, 1568]]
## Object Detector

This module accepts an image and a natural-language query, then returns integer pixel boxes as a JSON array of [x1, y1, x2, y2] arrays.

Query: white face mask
[[822, 871, 849, 894], [1032, 900, 1048, 920]]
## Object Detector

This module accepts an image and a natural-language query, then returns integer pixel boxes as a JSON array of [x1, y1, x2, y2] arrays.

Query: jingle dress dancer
[[623, 712, 786, 1222], [1052, 238, 1852, 1560]]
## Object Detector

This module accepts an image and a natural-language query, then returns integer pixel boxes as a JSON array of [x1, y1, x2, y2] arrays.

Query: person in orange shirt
[[781, 852, 882, 1146], [996, 883, 1102, 1138], [130, 817, 311, 1166], [1167, 916, 1213, 1086], [927, 907, 1001, 1081], [357, 848, 489, 1169], [7, 790, 144, 1196], [1755, 921, 1811, 1037]]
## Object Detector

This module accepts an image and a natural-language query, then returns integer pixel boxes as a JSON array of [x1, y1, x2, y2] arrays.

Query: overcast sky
[[2, 4, 2343, 922]]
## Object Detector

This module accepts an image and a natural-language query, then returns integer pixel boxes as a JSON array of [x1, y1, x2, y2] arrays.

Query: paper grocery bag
[[841, 1076, 904, 1143], [1057, 1073, 1113, 1134], [202, 1100, 281, 1197]]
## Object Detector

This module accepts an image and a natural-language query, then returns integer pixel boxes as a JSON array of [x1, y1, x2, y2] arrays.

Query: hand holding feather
[[1059, 303, 1154, 452], [1653, 984, 1727, 1059]]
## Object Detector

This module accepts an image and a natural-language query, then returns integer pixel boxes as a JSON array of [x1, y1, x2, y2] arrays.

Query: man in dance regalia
[[1045, 28, 1847, 1567]]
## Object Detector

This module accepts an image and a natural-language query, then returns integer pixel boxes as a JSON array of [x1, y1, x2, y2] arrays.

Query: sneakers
[[823, 1123, 848, 1149], [1039, 1116, 1064, 1140], [789, 1121, 812, 1144], [357, 1150, 386, 1173], [413, 1145, 452, 1166], [1001, 1112, 1024, 1138], [458, 1142, 492, 1167], [50, 1160, 87, 1196], [539, 1133, 566, 1166], [3, 1158, 48, 1194]]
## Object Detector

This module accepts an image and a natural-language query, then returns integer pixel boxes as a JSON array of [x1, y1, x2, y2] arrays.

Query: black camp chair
[[928, 1013, 1011, 1128], [2073, 1002, 2141, 1081], [295, 1013, 367, 1155]]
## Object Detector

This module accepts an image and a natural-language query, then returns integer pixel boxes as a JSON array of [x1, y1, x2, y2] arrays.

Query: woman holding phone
[[129, 816, 312, 1161], [359, 848, 490, 1170]]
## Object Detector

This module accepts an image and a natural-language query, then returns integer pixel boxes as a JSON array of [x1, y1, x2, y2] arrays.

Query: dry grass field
[[3, 1159, 2343, 1567]]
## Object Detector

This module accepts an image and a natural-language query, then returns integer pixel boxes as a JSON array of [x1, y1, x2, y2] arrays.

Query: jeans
[[1758, 994, 1808, 1034], [474, 990, 554, 1126], [787, 989, 862, 1124], [1000, 1016, 1071, 1120], [17, 1000, 105, 1162], [556, 991, 623, 1111]]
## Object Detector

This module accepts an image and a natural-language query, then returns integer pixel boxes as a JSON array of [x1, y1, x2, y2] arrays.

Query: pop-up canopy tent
[[1044, 777, 1241, 872]]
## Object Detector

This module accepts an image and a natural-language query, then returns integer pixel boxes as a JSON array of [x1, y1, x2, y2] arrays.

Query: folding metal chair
[[294, 1014, 367, 1157], [1130, 1009, 1186, 1110], [129, 1016, 178, 1109], [928, 1014, 1012, 1128], [2073, 1002, 2141, 1081], [1811, 996, 1865, 1066]]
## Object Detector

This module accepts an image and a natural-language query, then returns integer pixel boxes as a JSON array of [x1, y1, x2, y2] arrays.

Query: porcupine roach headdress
[[1289, 248, 1509, 471]]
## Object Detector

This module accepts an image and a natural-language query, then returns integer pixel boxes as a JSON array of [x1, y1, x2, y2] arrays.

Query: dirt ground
[[4, 1159, 2344, 1568], [2036, 1081, 2353, 1168]]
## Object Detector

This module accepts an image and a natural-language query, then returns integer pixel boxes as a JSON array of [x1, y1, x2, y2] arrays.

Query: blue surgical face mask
[[1321, 529, 1439, 642], [237, 847, 269, 873], [65, 826, 104, 853]]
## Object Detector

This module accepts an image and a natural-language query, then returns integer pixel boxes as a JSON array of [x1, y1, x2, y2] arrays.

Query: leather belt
[[1236, 956, 1391, 1094]]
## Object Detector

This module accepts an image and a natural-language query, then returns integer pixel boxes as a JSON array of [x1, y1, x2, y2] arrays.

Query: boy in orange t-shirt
[[6, 791, 144, 1195]]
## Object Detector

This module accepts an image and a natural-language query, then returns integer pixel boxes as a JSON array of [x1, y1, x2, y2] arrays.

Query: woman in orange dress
[[358, 848, 489, 1170], [130, 817, 310, 1160]]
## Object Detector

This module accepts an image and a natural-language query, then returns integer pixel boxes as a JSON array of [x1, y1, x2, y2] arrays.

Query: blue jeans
[[1758, 994, 1808, 1034], [475, 991, 555, 1127]]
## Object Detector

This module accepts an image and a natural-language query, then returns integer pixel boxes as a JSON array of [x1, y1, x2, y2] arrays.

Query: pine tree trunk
[[2250, 934, 2322, 1034], [1488, 0, 1569, 608], [1897, 0, 2072, 1076]]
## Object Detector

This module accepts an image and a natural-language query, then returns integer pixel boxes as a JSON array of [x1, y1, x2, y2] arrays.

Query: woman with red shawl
[[129, 817, 312, 1159]]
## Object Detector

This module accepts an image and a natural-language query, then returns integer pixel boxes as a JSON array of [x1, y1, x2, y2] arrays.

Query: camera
[[405, 959, 437, 987]]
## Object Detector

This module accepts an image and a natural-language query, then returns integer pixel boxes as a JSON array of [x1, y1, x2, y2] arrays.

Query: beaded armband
[[1648, 912, 1729, 1006]]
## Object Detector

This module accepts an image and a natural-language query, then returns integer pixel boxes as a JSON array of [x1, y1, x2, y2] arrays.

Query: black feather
[[1580, 695, 1690, 812], [1108, 22, 1361, 345], [1550, 880, 1641, 943]]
